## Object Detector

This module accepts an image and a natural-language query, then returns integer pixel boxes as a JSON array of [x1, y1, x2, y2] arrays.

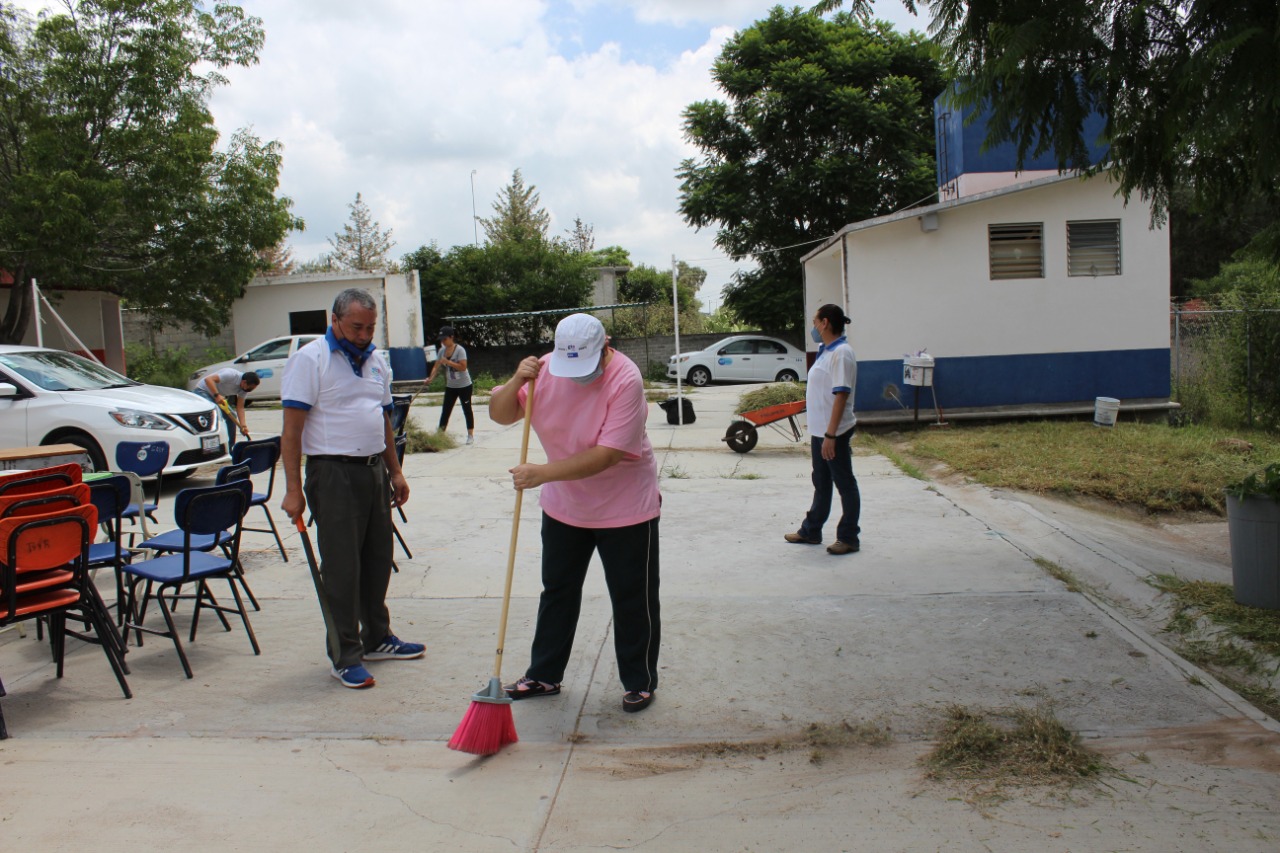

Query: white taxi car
[[0, 345, 229, 475], [667, 335, 806, 387]]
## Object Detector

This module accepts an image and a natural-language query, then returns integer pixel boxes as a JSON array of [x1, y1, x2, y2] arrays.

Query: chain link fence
[[1171, 306, 1280, 431]]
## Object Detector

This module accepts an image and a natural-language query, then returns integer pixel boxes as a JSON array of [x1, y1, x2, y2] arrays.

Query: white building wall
[[233, 271, 422, 353], [842, 176, 1168, 362]]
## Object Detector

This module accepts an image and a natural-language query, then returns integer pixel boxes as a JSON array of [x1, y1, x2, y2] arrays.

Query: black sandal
[[505, 677, 561, 700], [622, 690, 654, 713]]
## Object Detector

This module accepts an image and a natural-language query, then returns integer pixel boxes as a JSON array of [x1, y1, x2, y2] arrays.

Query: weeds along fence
[[1171, 306, 1280, 431]]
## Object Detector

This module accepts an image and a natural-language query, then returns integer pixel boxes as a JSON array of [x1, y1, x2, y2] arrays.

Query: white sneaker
[[465, 435, 474, 445]]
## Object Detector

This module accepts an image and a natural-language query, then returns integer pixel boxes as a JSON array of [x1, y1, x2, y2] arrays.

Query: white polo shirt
[[805, 336, 858, 438], [280, 333, 392, 457]]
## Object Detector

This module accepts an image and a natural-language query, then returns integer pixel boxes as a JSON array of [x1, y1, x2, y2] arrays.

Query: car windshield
[[0, 350, 140, 392]]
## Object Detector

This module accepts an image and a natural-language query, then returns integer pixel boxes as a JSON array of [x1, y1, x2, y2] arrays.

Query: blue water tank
[[388, 347, 427, 381]]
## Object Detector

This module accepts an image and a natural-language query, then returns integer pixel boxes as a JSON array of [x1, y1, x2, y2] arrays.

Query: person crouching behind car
[[194, 368, 260, 451]]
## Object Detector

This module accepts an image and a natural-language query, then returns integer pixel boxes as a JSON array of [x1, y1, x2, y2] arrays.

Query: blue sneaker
[[331, 664, 375, 689], [363, 635, 426, 661]]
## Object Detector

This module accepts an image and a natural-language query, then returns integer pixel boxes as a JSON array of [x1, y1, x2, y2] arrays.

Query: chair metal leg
[[260, 504, 288, 562], [0, 675, 8, 740], [225, 577, 261, 656], [154, 587, 193, 679], [392, 522, 412, 560]]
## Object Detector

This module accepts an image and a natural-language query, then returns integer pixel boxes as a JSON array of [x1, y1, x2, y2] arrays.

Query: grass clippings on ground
[[923, 704, 1111, 792], [404, 416, 457, 453], [1148, 575, 1280, 719]]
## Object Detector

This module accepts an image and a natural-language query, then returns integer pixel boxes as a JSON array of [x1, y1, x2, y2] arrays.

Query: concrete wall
[[447, 332, 792, 384], [805, 173, 1171, 411], [120, 310, 236, 363]]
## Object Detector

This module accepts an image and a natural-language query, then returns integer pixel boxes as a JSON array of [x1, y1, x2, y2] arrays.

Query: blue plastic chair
[[121, 480, 257, 679], [87, 474, 134, 627], [136, 462, 260, 613], [114, 440, 170, 539], [231, 437, 288, 562]]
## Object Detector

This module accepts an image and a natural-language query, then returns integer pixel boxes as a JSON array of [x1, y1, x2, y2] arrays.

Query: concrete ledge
[[859, 397, 1180, 427]]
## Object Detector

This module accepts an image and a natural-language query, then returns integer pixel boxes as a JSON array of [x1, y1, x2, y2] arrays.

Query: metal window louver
[[1067, 220, 1121, 277], [988, 223, 1044, 279]]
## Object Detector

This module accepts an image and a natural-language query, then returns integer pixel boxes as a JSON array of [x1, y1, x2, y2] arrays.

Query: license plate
[[202, 435, 220, 453]]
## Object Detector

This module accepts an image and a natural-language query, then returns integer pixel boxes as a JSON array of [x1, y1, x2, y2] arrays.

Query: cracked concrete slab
[[2, 383, 1278, 851]]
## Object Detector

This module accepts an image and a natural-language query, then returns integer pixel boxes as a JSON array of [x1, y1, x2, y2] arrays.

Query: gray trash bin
[[1226, 493, 1280, 609]]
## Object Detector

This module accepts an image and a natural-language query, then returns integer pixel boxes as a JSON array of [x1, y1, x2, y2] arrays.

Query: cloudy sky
[[12, 1, 924, 309]]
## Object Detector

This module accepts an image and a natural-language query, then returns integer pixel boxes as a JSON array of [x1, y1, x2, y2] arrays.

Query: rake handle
[[493, 377, 534, 678]]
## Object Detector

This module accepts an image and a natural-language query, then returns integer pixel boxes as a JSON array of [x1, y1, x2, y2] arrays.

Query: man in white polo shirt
[[280, 288, 423, 689]]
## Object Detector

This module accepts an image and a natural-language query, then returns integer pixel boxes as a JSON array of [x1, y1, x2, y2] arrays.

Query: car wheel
[[48, 432, 107, 473], [775, 369, 799, 383], [724, 421, 759, 453], [688, 366, 711, 387]]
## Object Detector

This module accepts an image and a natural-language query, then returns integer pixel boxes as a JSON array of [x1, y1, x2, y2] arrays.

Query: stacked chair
[[0, 466, 132, 739]]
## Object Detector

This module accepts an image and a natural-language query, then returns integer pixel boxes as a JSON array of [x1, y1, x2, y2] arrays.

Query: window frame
[[1067, 219, 1122, 277], [988, 222, 1045, 280]]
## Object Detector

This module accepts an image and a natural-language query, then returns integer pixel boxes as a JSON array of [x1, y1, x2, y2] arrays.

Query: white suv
[[0, 345, 229, 475]]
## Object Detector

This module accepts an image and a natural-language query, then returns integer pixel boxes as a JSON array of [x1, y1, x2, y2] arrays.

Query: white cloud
[[6, 1, 927, 307]]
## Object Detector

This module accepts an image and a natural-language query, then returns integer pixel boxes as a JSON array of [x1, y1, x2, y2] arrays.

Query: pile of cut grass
[[903, 420, 1280, 513], [924, 704, 1109, 784], [735, 382, 805, 414], [404, 415, 457, 453]]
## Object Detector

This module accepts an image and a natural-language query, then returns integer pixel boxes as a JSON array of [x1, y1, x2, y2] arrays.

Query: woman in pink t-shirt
[[489, 314, 661, 713]]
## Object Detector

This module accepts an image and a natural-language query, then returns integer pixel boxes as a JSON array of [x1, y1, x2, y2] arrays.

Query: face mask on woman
[[810, 325, 823, 344], [571, 356, 605, 385]]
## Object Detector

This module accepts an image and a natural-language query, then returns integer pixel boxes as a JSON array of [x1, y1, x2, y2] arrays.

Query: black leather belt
[[308, 454, 381, 466]]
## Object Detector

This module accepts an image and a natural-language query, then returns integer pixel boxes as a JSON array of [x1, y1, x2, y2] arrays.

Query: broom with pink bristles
[[448, 378, 536, 755]]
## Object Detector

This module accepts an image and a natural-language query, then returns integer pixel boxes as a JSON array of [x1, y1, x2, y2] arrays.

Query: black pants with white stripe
[[525, 514, 661, 694]]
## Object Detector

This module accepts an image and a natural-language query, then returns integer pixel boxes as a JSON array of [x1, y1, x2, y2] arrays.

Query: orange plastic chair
[[0, 505, 131, 738], [0, 463, 83, 497]]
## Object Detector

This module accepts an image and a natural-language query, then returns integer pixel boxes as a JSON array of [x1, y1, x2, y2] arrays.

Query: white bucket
[[1093, 396, 1120, 427]]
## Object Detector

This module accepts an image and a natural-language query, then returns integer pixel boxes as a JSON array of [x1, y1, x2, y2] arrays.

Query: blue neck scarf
[[326, 327, 376, 376]]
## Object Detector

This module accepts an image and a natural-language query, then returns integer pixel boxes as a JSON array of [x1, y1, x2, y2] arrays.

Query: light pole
[[470, 169, 478, 246]]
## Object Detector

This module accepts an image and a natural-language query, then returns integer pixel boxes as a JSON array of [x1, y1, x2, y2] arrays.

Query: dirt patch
[[1098, 717, 1280, 774]]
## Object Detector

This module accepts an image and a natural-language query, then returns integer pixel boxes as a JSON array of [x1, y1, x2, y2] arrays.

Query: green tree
[[403, 239, 595, 346], [0, 1, 301, 342], [678, 7, 943, 333], [564, 217, 595, 253], [822, 0, 1280, 220], [610, 262, 708, 337], [327, 192, 395, 271], [479, 168, 550, 244]]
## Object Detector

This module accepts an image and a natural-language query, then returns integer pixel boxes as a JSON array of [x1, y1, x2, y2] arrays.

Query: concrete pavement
[[2, 384, 1278, 851]]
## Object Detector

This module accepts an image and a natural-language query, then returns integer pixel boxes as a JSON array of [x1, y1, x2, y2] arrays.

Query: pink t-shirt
[[516, 351, 660, 528]]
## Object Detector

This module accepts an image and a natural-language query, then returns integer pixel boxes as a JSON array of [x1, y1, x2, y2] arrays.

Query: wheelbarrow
[[722, 399, 806, 453]]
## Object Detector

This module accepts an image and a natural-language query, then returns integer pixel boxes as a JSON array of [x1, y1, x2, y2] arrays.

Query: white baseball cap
[[548, 313, 606, 378]]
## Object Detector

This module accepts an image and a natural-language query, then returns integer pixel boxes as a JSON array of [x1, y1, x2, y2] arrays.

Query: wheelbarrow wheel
[[725, 421, 758, 453]]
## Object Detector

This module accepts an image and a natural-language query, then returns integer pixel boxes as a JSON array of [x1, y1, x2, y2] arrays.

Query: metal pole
[[32, 278, 43, 347], [1173, 307, 1181, 399], [470, 170, 478, 246], [1245, 311, 1253, 427], [672, 256, 682, 425]]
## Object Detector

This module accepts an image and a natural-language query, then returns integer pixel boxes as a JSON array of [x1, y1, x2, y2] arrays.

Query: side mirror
[[0, 382, 18, 397]]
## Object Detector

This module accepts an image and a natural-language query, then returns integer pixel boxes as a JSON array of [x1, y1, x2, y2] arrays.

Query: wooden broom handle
[[493, 377, 534, 678]]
